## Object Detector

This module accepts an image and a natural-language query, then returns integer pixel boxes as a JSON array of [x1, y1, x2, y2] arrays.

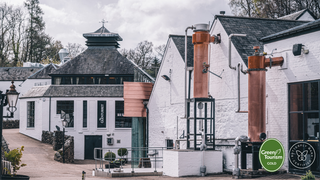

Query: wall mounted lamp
[[161, 75, 170, 81]]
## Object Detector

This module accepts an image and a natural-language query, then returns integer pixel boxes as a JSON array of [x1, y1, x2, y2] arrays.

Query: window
[[57, 101, 74, 128], [97, 101, 106, 128], [27, 101, 35, 128], [83, 101, 87, 128], [51, 75, 134, 85], [115, 101, 132, 128], [289, 81, 320, 173]]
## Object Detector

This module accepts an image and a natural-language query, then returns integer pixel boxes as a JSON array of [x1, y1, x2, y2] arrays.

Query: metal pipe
[[185, 26, 194, 118], [233, 135, 248, 178], [236, 63, 248, 113], [49, 96, 51, 131], [228, 34, 247, 70], [240, 63, 247, 75]]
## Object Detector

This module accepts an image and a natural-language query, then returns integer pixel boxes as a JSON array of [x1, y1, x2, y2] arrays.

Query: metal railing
[[2, 160, 11, 175], [94, 147, 164, 173], [129, 60, 155, 83]]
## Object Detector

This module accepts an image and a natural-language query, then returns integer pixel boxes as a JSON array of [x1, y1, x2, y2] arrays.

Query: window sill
[[114, 128, 132, 130], [96, 128, 107, 130], [26, 127, 35, 130]]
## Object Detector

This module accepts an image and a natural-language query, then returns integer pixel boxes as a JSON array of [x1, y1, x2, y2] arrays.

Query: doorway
[[85, 135, 102, 159]]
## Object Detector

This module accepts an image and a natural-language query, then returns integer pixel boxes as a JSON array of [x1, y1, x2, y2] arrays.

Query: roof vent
[[220, 11, 225, 15]]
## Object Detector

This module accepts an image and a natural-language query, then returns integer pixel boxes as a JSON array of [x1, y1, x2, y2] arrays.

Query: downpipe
[[185, 26, 195, 118], [228, 34, 247, 70], [236, 63, 248, 113]]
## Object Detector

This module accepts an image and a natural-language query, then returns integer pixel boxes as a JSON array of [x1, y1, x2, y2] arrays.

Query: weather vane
[[100, 19, 108, 27]]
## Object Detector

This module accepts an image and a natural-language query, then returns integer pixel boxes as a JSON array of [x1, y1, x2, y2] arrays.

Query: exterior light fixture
[[6, 81, 20, 113], [0, 81, 20, 178], [62, 119, 68, 128], [161, 75, 170, 81]]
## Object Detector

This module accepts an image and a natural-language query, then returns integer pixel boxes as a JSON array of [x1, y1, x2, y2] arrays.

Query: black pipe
[[144, 104, 149, 148], [187, 70, 192, 148], [0, 93, 4, 180], [63, 127, 65, 163], [49, 97, 51, 131]]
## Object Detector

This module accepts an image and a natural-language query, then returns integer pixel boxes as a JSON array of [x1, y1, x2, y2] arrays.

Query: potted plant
[[301, 170, 315, 180], [117, 148, 128, 163], [104, 152, 116, 169], [3, 146, 29, 180]]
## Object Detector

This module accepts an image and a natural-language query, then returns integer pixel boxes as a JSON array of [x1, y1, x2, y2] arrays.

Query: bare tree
[[66, 42, 86, 58], [0, 3, 13, 66]]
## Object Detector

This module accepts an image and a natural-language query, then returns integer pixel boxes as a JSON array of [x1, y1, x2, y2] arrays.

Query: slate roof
[[278, 9, 317, 20], [170, 35, 194, 67], [260, 18, 320, 42], [28, 64, 58, 79], [83, 26, 122, 47], [50, 47, 134, 75], [215, 15, 308, 65], [20, 85, 124, 98], [0, 67, 42, 81]]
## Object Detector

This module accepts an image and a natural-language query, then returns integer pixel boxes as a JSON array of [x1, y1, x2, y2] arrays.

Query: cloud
[[102, 0, 230, 49], [40, 4, 83, 25]]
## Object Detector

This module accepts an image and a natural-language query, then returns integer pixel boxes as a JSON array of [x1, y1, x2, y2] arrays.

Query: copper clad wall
[[123, 82, 153, 117], [248, 55, 266, 142], [192, 31, 209, 98]]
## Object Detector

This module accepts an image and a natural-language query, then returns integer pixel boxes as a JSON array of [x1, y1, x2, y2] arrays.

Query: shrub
[[117, 148, 128, 157], [104, 152, 116, 161], [301, 170, 315, 180], [4, 146, 27, 176]]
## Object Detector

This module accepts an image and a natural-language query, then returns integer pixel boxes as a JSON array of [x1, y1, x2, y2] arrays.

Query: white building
[[148, 11, 320, 175], [19, 25, 137, 160], [0, 64, 56, 120]]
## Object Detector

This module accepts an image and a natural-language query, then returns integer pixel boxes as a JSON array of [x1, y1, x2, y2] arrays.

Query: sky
[[4, 0, 232, 50]]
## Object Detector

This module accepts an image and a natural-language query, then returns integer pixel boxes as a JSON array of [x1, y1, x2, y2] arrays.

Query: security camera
[[106, 133, 111, 137]]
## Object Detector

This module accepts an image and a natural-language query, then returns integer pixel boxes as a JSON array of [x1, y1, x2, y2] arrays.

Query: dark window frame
[[27, 101, 35, 128], [115, 101, 132, 128], [83, 101, 87, 128], [57, 101, 74, 128], [288, 80, 320, 174], [51, 74, 133, 85]]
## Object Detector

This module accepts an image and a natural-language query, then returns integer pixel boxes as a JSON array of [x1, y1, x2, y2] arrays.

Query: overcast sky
[[4, 0, 232, 50]]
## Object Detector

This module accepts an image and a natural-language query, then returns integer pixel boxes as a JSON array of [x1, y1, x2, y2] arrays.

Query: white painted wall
[[19, 96, 132, 160], [298, 12, 315, 21], [148, 37, 188, 149], [264, 30, 320, 170], [163, 150, 223, 177], [0, 79, 51, 120]]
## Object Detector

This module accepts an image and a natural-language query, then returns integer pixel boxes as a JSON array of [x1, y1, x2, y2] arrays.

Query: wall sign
[[97, 101, 106, 128], [259, 138, 285, 172], [289, 142, 316, 169]]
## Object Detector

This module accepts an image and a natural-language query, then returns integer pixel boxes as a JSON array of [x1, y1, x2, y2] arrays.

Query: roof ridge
[[215, 14, 310, 22]]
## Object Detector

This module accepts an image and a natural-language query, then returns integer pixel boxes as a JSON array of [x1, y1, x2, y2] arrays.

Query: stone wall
[[3, 120, 19, 129], [41, 131, 74, 163], [2, 137, 10, 160], [54, 136, 74, 163], [41, 131, 54, 144]]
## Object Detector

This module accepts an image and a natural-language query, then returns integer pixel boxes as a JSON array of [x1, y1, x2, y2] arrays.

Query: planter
[[2, 175, 30, 180], [105, 163, 115, 169]]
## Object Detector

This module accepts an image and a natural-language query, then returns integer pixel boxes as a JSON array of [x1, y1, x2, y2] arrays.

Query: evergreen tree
[[24, 0, 47, 63]]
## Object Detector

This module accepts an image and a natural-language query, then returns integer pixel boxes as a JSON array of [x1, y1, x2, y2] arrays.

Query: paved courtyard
[[2, 129, 317, 180]]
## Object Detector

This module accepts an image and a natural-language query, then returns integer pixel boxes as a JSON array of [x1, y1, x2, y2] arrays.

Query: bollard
[[82, 171, 86, 180]]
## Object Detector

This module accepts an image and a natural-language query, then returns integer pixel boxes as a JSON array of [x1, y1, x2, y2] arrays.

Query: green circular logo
[[259, 138, 285, 172]]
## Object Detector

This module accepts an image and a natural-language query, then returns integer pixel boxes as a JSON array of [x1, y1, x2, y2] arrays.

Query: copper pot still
[[247, 46, 266, 142]]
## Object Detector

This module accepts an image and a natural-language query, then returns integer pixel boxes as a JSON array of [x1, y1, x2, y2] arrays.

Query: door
[[85, 135, 102, 159]]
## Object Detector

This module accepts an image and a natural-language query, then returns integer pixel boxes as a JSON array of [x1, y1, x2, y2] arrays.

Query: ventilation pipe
[[228, 34, 247, 70], [185, 26, 195, 118], [236, 63, 248, 113]]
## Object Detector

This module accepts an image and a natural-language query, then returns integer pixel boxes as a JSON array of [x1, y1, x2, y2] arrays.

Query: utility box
[[107, 138, 114, 145], [292, 44, 302, 56]]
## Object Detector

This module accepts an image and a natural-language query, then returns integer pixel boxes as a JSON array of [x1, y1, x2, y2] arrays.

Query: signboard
[[97, 101, 106, 128]]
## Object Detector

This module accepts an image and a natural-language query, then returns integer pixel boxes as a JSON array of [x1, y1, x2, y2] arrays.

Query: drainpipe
[[143, 101, 149, 147], [49, 96, 51, 131], [236, 63, 248, 113], [185, 26, 195, 118], [228, 34, 247, 70]]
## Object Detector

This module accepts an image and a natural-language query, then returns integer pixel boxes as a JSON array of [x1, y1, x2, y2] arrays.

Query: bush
[[117, 148, 128, 157], [301, 170, 315, 180], [4, 146, 27, 176], [104, 152, 116, 161]]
